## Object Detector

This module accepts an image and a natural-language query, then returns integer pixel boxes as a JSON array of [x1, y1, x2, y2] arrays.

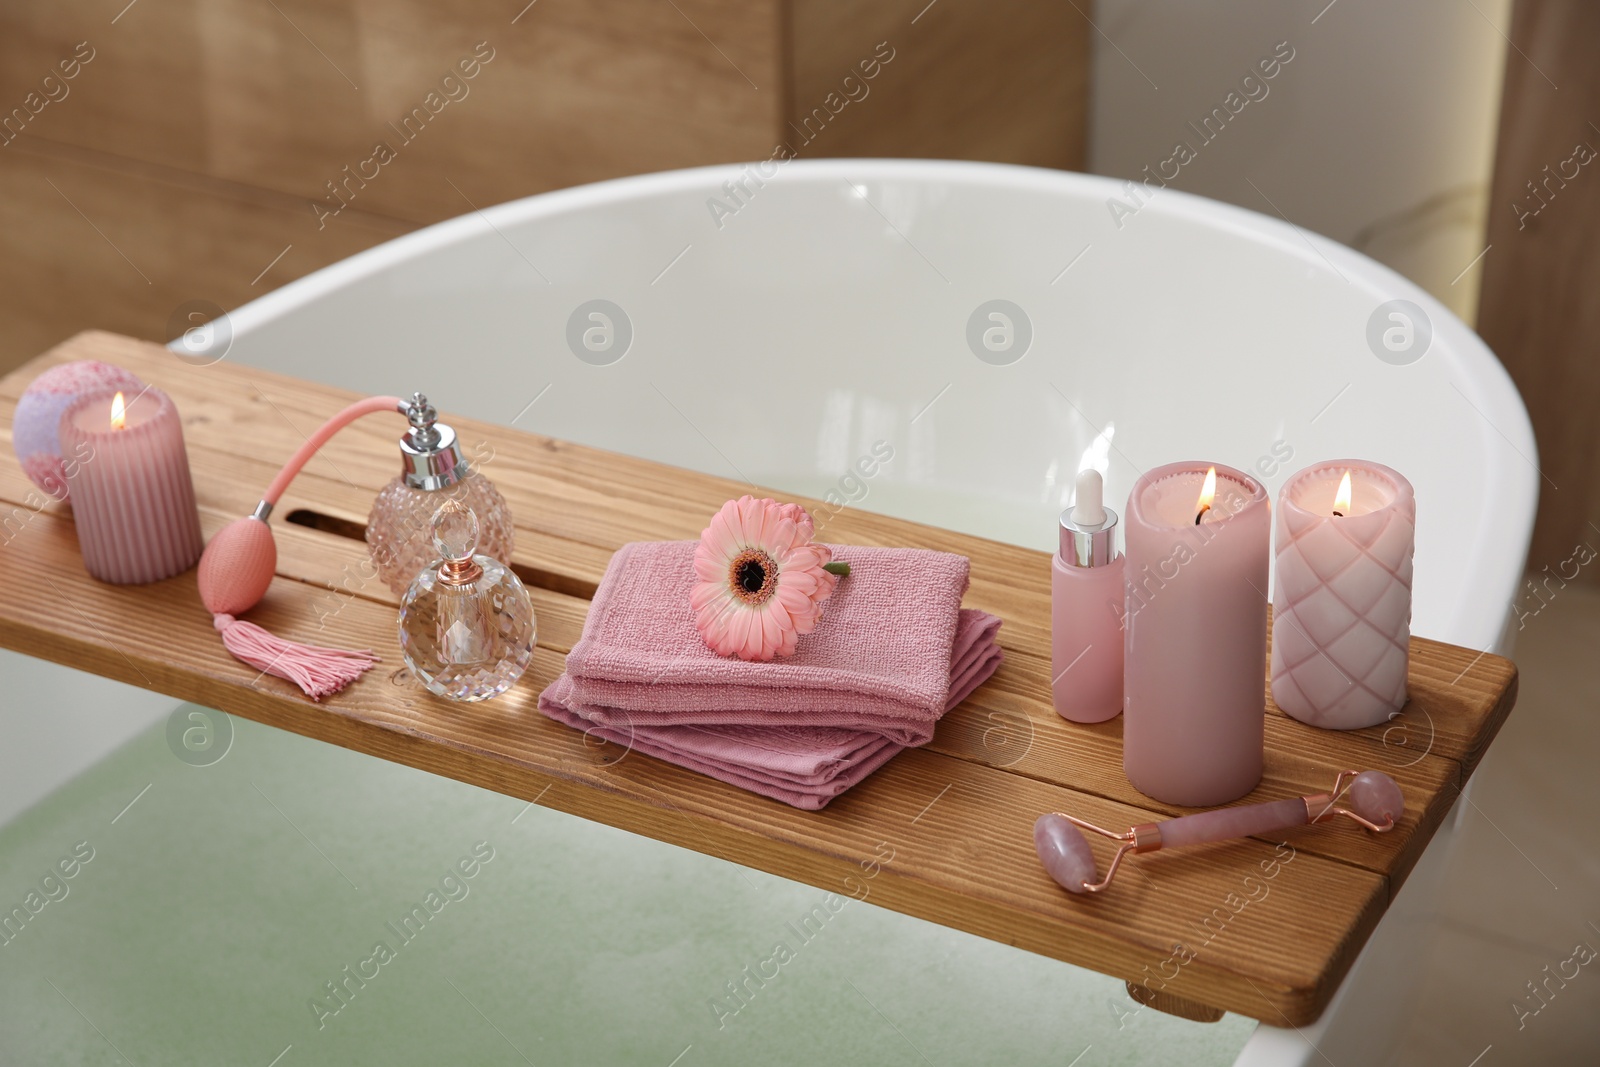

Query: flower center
[[728, 549, 778, 604]]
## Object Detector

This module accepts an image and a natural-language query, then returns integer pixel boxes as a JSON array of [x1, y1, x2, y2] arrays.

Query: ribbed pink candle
[[57, 387, 203, 584], [1271, 460, 1415, 730], [1123, 462, 1269, 806]]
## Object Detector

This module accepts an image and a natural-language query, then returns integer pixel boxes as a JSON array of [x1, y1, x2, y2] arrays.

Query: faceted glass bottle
[[399, 501, 537, 702], [367, 392, 514, 595]]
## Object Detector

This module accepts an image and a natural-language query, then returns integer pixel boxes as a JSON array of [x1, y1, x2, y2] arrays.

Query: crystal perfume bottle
[[399, 501, 537, 702], [367, 392, 514, 595]]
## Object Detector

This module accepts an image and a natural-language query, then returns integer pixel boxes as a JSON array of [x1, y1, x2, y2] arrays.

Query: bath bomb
[[13, 360, 145, 500]]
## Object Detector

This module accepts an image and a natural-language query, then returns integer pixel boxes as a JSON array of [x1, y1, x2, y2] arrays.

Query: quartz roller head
[[1034, 770, 1403, 894]]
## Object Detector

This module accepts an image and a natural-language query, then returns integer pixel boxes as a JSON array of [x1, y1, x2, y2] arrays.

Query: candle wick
[[1194, 505, 1210, 526], [1332, 510, 1343, 518]]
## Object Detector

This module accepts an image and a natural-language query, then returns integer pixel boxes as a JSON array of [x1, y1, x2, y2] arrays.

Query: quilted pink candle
[[1123, 462, 1269, 806], [1271, 460, 1415, 730], [57, 387, 203, 584]]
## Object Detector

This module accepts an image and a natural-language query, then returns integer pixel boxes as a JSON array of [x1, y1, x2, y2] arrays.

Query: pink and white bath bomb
[[13, 360, 145, 500]]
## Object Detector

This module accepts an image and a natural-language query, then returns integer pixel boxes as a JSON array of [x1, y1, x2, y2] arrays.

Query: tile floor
[[1390, 585, 1600, 1064]]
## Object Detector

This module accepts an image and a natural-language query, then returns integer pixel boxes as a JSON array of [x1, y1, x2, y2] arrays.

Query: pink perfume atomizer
[[196, 393, 513, 699], [368, 393, 513, 595]]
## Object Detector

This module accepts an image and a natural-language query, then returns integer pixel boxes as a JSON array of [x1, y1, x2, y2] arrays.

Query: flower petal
[[782, 543, 832, 570], [812, 568, 839, 601], [760, 514, 786, 554], [693, 549, 727, 584], [779, 566, 822, 597], [690, 579, 729, 613], [736, 496, 767, 546], [790, 602, 822, 634], [706, 504, 743, 561], [759, 606, 784, 655], [777, 501, 815, 542], [765, 508, 795, 555], [776, 582, 813, 615], [725, 605, 752, 655], [763, 595, 792, 632]]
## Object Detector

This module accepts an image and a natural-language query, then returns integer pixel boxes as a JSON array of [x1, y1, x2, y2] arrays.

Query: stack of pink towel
[[538, 540, 1003, 809]]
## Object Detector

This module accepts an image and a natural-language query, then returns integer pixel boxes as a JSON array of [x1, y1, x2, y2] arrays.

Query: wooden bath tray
[[0, 332, 1518, 1026]]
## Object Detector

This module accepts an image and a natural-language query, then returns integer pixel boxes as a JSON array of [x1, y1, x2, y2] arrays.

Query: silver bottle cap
[[400, 392, 469, 491], [1059, 506, 1119, 567]]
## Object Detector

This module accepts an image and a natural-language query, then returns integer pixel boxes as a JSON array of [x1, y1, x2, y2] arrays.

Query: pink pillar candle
[[1123, 462, 1270, 806], [57, 387, 203, 584], [1271, 460, 1415, 730]]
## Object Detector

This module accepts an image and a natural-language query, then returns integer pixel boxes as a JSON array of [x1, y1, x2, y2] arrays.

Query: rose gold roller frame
[[1046, 769, 1399, 894]]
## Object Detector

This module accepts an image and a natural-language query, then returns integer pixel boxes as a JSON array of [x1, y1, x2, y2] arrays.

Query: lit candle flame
[[110, 391, 126, 431], [1333, 470, 1352, 516], [1195, 466, 1217, 524]]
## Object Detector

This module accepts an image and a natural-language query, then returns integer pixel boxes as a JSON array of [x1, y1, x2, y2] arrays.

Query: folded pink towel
[[561, 541, 984, 744], [538, 540, 1004, 809], [540, 695, 904, 808]]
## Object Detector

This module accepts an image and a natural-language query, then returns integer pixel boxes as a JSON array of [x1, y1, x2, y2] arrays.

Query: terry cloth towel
[[538, 540, 1004, 809], [539, 608, 1002, 808]]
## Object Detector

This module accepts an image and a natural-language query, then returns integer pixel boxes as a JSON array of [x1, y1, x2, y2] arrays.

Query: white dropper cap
[[1071, 469, 1105, 526], [1059, 469, 1117, 566]]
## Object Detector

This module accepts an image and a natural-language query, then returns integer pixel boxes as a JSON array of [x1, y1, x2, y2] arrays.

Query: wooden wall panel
[[787, 0, 1088, 169], [0, 0, 781, 223], [0, 141, 401, 370], [1476, 0, 1600, 583], [0, 0, 1087, 377]]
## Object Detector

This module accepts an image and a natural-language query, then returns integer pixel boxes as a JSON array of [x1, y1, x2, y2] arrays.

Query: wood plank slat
[[0, 333, 1521, 1026]]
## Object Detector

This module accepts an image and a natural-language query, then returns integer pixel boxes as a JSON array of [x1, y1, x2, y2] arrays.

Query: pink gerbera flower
[[691, 495, 847, 661]]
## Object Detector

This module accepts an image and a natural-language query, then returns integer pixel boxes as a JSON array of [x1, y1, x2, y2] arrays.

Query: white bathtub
[[2, 160, 1535, 1066]]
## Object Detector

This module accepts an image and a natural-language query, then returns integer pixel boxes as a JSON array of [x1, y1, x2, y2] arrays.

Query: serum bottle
[[1052, 469, 1125, 723]]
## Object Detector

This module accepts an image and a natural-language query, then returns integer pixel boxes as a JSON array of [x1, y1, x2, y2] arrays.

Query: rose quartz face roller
[[1035, 770, 1403, 894]]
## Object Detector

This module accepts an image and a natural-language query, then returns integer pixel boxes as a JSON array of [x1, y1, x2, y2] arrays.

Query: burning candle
[[57, 387, 203, 584], [1271, 460, 1415, 730], [1123, 462, 1270, 806]]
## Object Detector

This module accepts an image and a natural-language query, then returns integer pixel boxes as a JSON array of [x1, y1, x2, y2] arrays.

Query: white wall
[[1089, 0, 1510, 323]]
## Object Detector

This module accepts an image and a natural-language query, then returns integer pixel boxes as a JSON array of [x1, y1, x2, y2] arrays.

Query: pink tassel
[[197, 397, 405, 700], [213, 613, 378, 700]]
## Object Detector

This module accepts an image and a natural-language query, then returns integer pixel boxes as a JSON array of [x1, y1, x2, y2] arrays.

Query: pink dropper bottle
[[1051, 469, 1125, 723]]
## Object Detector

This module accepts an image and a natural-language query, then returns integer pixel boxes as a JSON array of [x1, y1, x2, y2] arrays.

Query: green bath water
[[0, 706, 1254, 1065]]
